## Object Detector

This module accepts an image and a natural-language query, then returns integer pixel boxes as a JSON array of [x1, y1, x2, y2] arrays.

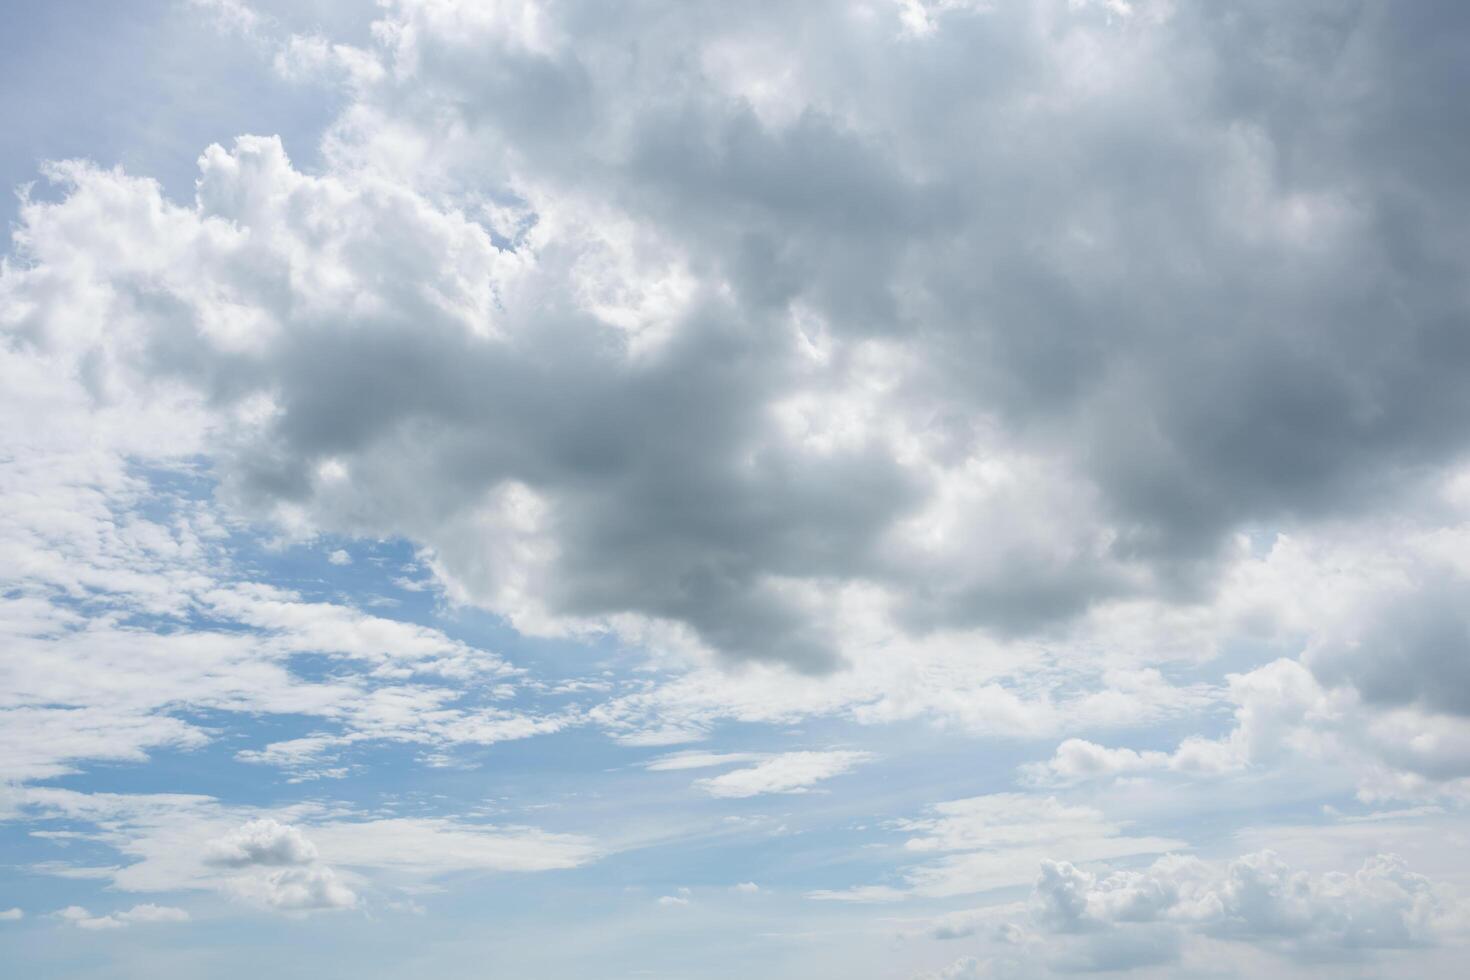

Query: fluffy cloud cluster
[[913, 849, 1468, 976], [2, 0, 1466, 803], [1027, 569, 1470, 801], [9, 0, 1470, 681], [206, 818, 321, 868], [1026, 850, 1467, 970], [4, 2, 1470, 971]]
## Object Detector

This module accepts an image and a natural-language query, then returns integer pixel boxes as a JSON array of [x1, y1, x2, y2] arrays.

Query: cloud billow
[[6, 0, 1470, 677]]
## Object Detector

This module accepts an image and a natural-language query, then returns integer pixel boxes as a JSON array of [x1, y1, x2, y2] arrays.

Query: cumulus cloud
[[0, 908, 23, 921], [6, 1, 1470, 971], [8, 0, 1470, 680], [5, 0, 1468, 819], [1027, 643, 1470, 800], [232, 866, 358, 912], [206, 819, 319, 867], [1026, 850, 1468, 969]]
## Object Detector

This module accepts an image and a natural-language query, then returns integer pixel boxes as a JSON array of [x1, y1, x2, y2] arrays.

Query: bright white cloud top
[[1, 1, 1469, 977]]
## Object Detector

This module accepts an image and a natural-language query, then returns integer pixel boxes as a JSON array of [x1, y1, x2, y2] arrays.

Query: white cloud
[[231, 866, 358, 912], [328, 548, 352, 565], [1026, 651, 1470, 802], [657, 887, 692, 907], [0, 908, 23, 921], [58, 903, 190, 930], [115, 903, 192, 924], [812, 794, 1183, 902], [1026, 850, 1469, 968], [694, 751, 874, 798], [19, 788, 601, 913], [205, 819, 319, 867], [643, 750, 764, 772]]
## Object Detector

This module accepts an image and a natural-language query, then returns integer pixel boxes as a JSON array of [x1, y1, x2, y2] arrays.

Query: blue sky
[[3, 1, 1470, 978]]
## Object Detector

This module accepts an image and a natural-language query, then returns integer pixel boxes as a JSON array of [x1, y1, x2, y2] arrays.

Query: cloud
[[58, 903, 190, 930], [232, 866, 358, 912], [910, 956, 988, 980], [643, 750, 764, 771], [910, 846, 1469, 975], [693, 750, 874, 798], [1308, 579, 1470, 718], [0, 908, 22, 921], [8, 0, 1470, 679], [1025, 850, 1469, 969], [114, 903, 191, 924], [657, 887, 692, 907], [205, 819, 319, 867], [5, 1, 1470, 970], [811, 794, 1182, 901], [0, 365, 564, 787], [1026, 648, 1470, 801], [18, 788, 600, 913], [5, 3, 1468, 844]]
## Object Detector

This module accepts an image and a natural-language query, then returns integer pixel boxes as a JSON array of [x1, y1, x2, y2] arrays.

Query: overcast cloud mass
[[2, 1, 1469, 977]]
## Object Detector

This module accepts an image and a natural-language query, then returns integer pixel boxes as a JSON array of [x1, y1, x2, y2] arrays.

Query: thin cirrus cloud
[[692, 751, 875, 798]]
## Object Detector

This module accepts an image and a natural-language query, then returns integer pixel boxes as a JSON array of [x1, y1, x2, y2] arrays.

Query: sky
[[2, 1, 1469, 977]]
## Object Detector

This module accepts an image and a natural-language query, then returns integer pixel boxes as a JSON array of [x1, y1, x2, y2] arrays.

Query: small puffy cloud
[[57, 906, 121, 930], [732, 881, 760, 894], [205, 819, 318, 867], [694, 750, 873, 798], [1024, 739, 1172, 784], [0, 908, 22, 921], [657, 887, 692, 907], [327, 549, 352, 566]]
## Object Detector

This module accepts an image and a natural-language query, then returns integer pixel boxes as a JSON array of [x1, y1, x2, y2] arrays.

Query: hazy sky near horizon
[[3, 1, 1470, 977]]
